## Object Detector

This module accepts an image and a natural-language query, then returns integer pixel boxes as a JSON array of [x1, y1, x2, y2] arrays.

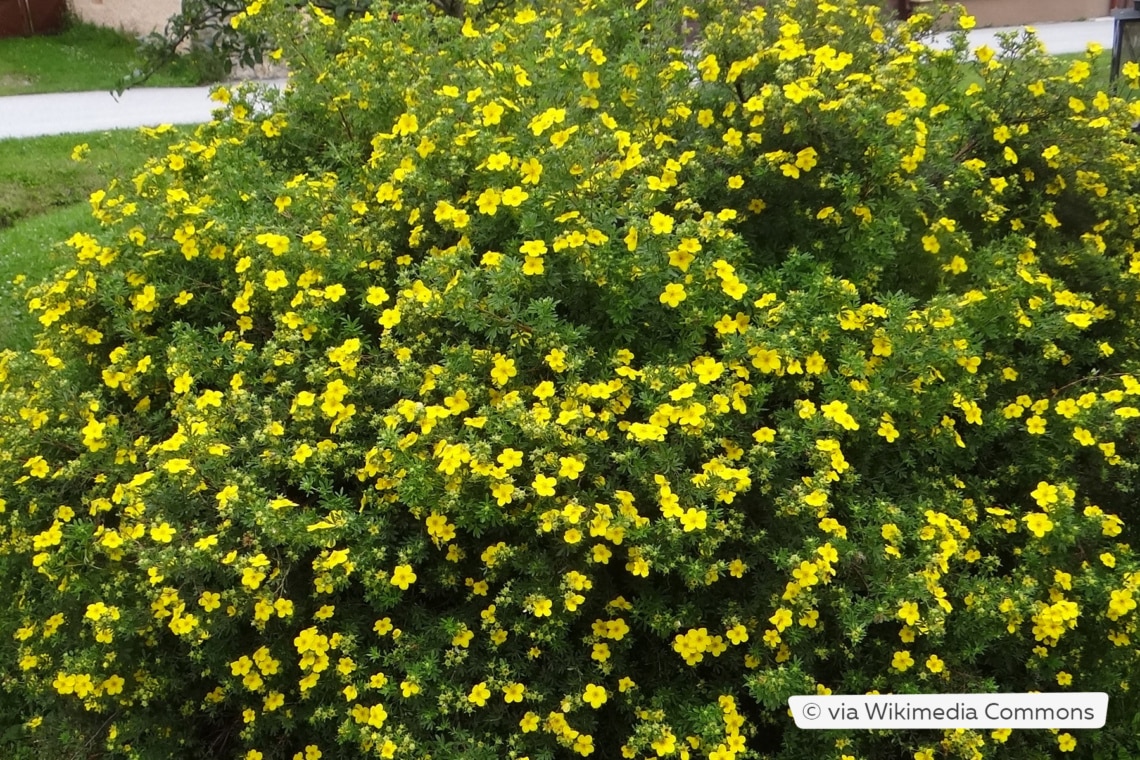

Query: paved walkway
[[0, 17, 1119, 140], [0, 79, 286, 140], [936, 17, 1115, 55]]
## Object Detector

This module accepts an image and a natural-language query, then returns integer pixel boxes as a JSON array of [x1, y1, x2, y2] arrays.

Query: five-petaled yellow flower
[[660, 283, 687, 307], [582, 683, 607, 708], [390, 564, 417, 590], [467, 681, 491, 706], [891, 650, 914, 671], [1022, 513, 1054, 538]]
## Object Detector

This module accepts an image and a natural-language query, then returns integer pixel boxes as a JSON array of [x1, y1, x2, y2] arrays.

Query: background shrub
[[3, 1, 1140, 759]]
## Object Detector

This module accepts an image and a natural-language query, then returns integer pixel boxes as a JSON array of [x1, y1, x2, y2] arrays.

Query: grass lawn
[[0, 21, 204, 96], [0, 128, 172, 352], [0, 130, 164, 229], [0, 204, 93, 352]]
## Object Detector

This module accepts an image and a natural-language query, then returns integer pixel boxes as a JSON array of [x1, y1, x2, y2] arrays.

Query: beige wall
[[955, 0, 1109, 27], [70, 0, 182, 35]]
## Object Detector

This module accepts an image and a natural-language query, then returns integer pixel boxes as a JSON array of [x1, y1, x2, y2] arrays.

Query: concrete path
[[934, 17, 1114, 55], [0, 79, 286, 140]]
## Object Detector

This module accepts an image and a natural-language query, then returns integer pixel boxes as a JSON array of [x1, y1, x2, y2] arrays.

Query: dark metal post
[[1112, 0, 1140, 81]]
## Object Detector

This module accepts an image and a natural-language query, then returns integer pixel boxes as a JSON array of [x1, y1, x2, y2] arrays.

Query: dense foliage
[[122, 0, 497, 92], [5, 1, 1140, 759]]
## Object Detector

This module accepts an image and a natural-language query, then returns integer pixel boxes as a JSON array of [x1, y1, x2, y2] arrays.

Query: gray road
[[0, 17, 1120, 140], [0, 80, 286, 140]]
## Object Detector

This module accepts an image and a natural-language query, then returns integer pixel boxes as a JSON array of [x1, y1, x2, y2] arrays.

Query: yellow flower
[[679, 508, 707, 532], [475, 188, 501, 215], [150, 523, 176, 543], [1022, 513, 1054, 538], [818, 517, 846, 538], [1058, 733, 1076, 752], [394, 112, 419, 135], [479, 152, 510, 173], [533, 474, 557, 497], [796, 146, 819, 171], [558, 457, 585, 479], [902, 87, 927, 109], [520, 157, 543, 184], [503, 683, 525, 703], [25, 456, 50, 478], [751, 348, 781, 373], [649, 212, 675, 235], [691, 355, 724, 383], [390, 564, 417, 590], [199, 591, 221, 612], [891, 650, 914, 671], [791, 561, 818, 586], [897, 601, 920, 626], [1030, 481, 1058, 507], [264, 270, 289, 291], [803, 490, 828, 507], [497, 448, 524, 469], [481, 101, 505, 125], [292, 443, 314, 464], [1107, 589, 1136, 620], [467, 681, 491, 706], [241, 567, 266, 589], [366, 286, 390, 306], [546, 347, 568, 372], [502, 186, 529, 206], [582, 683, 607, 708], [491, 354, 517, 386], [660, 283, 687, 307]]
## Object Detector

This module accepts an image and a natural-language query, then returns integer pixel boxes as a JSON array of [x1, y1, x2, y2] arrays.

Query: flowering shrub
[[5, 1, 1140, 759]]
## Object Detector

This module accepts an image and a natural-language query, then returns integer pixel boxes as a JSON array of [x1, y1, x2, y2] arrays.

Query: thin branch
[[1050, 371, 1129, 398]]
